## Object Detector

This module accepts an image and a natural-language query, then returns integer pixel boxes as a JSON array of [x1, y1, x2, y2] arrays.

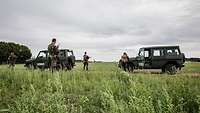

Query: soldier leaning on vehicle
[[48, 38, 59, 71], [83, 52, 90, 71], [8, 51, 17, 69], [121, 52, 129, 71]]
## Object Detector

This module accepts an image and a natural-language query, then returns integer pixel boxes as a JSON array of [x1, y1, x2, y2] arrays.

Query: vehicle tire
[[56, 64, 62, 71], [61, 63, 65, 70], [33, 64, 37, 69], [26, 63, 35, 69], [40, 66, 45, 71], [161, 67, 165, 73], [67, 63, 72, 70], [165, 64, 177, 75], [128, 63, 135, 72], [66, 58, 73, 70]]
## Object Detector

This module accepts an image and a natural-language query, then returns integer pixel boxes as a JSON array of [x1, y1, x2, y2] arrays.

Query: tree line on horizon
[[0, 41, 32, 64]]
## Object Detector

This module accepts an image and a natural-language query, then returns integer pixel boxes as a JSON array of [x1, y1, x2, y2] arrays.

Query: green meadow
[[0, 62, 200, 113]]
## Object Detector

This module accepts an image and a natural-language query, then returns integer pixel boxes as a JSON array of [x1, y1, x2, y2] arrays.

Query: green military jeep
[[25, 49, 75, 70], [120, 46, 185, 75]]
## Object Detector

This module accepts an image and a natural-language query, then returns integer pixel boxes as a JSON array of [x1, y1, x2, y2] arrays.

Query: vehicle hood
[[129, 57, 136, 61], [25, 58, 35, 63]]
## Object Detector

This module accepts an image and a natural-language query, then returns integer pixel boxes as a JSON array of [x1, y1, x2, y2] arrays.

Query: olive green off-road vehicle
[[119, 46, 185, 75], [25, 49, 75, 70]]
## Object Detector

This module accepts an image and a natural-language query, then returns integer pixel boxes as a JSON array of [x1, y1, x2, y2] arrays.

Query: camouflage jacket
[[8, 54, 17, 62], [83, 55, 89, 62], [48, 43, 59, 56], [121, 55, 129, 63]]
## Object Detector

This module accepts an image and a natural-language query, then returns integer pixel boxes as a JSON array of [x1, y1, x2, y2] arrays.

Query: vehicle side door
[[151, 48, 166, 69], [58, 50, 66, 61], [136, 49, 145, 68], [143, 49, 151, 68]]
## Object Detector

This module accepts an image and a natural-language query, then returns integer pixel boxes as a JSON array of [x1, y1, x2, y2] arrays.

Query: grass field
[[0, 62, 200, 113]]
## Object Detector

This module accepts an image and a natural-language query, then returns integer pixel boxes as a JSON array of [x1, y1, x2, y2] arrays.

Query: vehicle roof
[[140, 46, 180, 49], [40, 49, 72, 52]]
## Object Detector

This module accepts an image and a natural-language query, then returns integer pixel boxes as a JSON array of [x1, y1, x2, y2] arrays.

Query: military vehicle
[[25, 49, 75, 70], [119, 46, 185, 75]]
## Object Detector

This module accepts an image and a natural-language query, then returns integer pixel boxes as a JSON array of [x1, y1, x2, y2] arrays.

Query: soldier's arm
[[7, 56, 10, 64], [57, 43, 60, 48], [8, 56, 11, 60]]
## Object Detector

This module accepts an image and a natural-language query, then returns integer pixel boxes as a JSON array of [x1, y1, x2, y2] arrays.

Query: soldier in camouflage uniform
[[8, 51, 17, 69], [121, 52, 129, 71], [83, 52, 90, 71], [48, 38, 59, 71]]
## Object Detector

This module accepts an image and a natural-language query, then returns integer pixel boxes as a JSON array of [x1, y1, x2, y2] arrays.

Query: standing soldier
[[83, 52, 90, 71], [48, 38, 59, 72], [8, 51, 17, 69], [121, 52, 129, 71]]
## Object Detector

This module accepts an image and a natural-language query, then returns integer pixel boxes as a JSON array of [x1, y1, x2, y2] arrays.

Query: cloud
[[0, 0, 200, 61]]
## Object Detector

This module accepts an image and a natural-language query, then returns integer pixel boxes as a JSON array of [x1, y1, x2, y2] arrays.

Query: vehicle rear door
[[165, 47, 182, 65]]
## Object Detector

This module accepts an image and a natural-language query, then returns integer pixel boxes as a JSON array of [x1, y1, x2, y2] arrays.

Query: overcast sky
[[0, 0, 200, 61]]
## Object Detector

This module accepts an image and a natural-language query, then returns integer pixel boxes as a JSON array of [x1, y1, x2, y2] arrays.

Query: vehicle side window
[[175, 49, 180, 55], [144, 51, 149, 57], [167, 49, 173, 55], [153, 50, 160, 56], [139, 52, 144, 56], [153, 49, 164, 56], [167, 48, 180, 56], [68, 52, 73, 56]]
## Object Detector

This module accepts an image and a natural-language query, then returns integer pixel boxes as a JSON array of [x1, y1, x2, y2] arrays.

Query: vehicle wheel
[[67, 64, 72, 70], [161, 67, 165, 73], [165, 64, 177, 75], [56, 64, 61, 71], [26, 63, 34, 69], [33, 65, 37, 69], [28, 64, 32, 69], [61, 63, 65, 70], [128, 63, 135, 72], [40, 66, 45, 71], [66, 58, 73, 70]]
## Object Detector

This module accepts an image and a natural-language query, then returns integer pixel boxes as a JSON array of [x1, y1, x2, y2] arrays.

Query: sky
[[0, 0, 200, 61]]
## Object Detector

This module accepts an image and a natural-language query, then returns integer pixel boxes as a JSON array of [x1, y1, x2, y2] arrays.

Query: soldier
[[83, 52, 90, 71], [8, 51, 17, 69], [48, 38, 59, 72], [121, 52, 129, 71]]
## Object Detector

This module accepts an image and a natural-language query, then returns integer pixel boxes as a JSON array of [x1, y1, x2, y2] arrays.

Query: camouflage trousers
[[83, 61, 89, 71], [49, 55, 57, 69], [121, 61, 128, 71], [8, 61, 16, 70]]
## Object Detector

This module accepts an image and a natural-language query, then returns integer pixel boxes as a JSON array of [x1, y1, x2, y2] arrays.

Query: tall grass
[[0, 62, 200, 113]]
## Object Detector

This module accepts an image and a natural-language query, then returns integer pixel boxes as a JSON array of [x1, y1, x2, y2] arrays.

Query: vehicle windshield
[[38, 51, 47, 58], [67, 51, 73, 56], [138, 48, 144, 56]]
